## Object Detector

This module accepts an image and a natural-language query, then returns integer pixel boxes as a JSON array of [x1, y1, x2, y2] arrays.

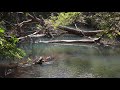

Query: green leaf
[[0, 28, 4, 33], [0, 41, 2, 45]]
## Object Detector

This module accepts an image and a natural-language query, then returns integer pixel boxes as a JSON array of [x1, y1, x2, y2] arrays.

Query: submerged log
[[33, 56, 54, 65], [39, 37, 102, 44], [58, 26, 114, 36]]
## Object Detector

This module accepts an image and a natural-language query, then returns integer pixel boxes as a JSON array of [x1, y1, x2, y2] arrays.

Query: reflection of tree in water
[[97, 45, 120, 56], [63, 57, 92, 74], [18, 40, 120, 78], [112, 46, 120, 55], [91, 56, 120, 78]]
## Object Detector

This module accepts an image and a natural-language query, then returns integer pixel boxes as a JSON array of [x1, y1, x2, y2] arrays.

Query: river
[[6, 34, 120, 78]]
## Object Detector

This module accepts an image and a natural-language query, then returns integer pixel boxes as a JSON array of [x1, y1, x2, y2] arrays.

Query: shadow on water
[[6, 35, 120, 78]]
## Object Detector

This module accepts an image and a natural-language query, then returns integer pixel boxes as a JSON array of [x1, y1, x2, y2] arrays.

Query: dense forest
[[1, 12, 120, 78]]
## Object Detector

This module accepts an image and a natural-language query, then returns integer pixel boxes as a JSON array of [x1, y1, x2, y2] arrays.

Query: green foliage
[[76, 12, 120, 39], [49, 12, 81, 29], [0, 28, 26, 60], [0, 28, 4, 33], [49, 12, 120, 39], [1, 12, 120, 43]]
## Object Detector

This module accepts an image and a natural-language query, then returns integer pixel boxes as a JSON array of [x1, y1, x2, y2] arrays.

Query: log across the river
[[58, 26, 114, 36], [39, 37, 101, 44]]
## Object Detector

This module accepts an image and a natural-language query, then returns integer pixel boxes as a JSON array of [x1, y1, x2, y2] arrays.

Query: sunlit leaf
[[0, 28, 4, 33]]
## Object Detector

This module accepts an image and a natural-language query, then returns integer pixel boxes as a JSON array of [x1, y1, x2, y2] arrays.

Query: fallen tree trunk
[[18, 31, 46, 40], [18, 34, 46, 40], [27, 13, 45, 26], [39, 37, 101, 44], [58, 26, 114, 36]]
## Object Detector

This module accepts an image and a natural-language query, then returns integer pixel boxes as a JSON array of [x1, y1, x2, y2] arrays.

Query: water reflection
[[10, 40, 120, 78]]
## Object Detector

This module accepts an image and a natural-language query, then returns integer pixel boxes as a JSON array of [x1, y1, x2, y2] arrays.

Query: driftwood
[[15, 13, 49, 41], [11, 13, 46, 40], [58, 26, 114, 36], [18, 30, 46, 41], [39, 37, 102, 44], [33, 56, 54, 65], [27, 13, 45, 26], [33, 57, 43, 65], [15, 13, 45, 28]]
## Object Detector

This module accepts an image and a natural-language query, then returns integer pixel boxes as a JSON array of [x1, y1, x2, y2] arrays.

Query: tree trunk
[[58, 26, 114, 36], [39, 37, 101, 44]]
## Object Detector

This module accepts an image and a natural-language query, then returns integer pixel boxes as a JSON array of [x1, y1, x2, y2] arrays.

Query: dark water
[[8, 35, 120, 78]]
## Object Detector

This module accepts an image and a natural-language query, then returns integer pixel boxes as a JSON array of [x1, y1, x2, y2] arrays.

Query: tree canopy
[[1, 12, 120, 61]]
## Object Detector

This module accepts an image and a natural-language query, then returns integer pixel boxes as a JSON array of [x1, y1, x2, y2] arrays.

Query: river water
[[7, 34, 120, 78]]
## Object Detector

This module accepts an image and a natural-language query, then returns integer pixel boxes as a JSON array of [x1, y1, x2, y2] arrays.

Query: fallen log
[[18, 30, 46, 41], [27, 13, 45, 26], [18, 34, 46, 40], [39, 37, 101, 44], [58, 26, 114, 36]]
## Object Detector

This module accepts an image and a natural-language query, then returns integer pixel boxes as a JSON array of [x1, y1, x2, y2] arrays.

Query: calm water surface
[[8, 34, 120, 78]]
